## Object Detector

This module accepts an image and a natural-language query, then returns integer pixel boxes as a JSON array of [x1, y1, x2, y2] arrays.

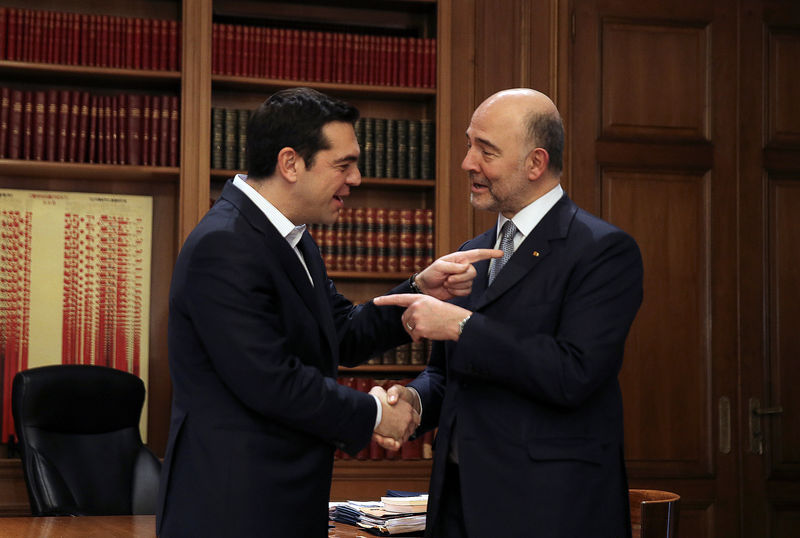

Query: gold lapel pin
[[532, 251, 540, 257]]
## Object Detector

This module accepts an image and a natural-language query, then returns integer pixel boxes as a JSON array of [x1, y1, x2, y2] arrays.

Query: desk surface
[[0, 515, 406, 538]]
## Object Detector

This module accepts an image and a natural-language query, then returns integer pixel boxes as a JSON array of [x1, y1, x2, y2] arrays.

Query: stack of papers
[[329, 495, 428, 536]]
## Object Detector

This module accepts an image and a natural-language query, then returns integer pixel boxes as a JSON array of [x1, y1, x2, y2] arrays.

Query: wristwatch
[[409, 273, 422, 293], [458, 315, 471, 336]]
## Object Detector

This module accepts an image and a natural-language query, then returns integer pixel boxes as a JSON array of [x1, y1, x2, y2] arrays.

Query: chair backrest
[[629, 489, 680, 538], [11, 364, 161, 516]]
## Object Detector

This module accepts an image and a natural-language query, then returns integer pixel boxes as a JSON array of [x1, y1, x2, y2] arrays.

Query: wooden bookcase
[[0, 0, 464, 512]]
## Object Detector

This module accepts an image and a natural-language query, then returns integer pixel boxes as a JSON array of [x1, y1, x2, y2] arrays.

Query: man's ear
[[527, 147, 550, 181], [276, 147, 301, 183]]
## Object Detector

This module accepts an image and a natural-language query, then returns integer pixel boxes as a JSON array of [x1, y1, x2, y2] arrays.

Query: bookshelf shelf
[[212, 74, 436, 100], [0, 60, 181, 89], [210, 169, 434, 189], [339, 365, 424, 374], [327, 270, 413, 281], [0, 159, 179, 182]]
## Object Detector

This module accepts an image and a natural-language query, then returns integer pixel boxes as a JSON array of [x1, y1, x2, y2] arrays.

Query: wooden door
[[739, 1, 800, 536], [570, 1, 740, 536]]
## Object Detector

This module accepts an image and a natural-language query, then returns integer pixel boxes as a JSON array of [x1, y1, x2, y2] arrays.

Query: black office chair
[[11, 364, 161, 516]]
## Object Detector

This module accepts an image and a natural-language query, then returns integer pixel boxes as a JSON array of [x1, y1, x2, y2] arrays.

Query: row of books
[[307, 207, 434, 274], [356, 117, 435, 180], [210, 108, 436, 182], [335, 377, 434, 461], [364, 339, 430, 367], [0, 7, 180, 71], [212, 23, 436, 88], [0, 86, 179, 166]]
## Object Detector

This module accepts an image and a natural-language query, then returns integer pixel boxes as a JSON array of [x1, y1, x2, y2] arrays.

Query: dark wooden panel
[[604, 169, 711, 476], [331, 460, 432, 501], [769, 179, 800, 474], [768, 28, 800, 146], [601, 19, 709, 141]]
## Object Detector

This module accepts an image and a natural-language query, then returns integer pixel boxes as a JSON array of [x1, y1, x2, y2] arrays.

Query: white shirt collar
[[495, 184, 564, 246], [232, 174, 306, 248]]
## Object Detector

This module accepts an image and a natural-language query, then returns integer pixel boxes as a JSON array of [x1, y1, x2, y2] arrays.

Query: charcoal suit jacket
[[156, 180, 410, 537], [409, 193, 643, 538]]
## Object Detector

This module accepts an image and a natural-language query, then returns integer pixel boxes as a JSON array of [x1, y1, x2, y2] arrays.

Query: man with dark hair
[[375, 88, 643, 537], [156, 87, 501, 536]]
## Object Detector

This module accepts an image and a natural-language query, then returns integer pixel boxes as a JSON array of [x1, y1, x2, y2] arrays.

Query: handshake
[[371, 384, 421, 451]]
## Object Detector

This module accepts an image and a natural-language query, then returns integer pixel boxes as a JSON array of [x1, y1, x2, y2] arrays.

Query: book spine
[[46, 89, 59, 160], [354, 118, 365, 176], [425, 208, 434, 267], [32, 9, 43, 64], [373, 118, 386, 178], [160, 19, 169, 71], [407, 119, 421, 180], [169, 20, 179, 71], [141, 94, 151, 165], [70, 13, 81, 66], [223, 108, 237, 170], [237, 109, 248, 171], [385, 119, 397, 179], [0, 87, 9, 158], [407, 38, 417, 88], [353, 207, 367, 273], [96, 94, 105, 163], [396, 119, 409, 179], [233, 23, 243, 76], [117, 94, 127, 164], [210, 107, 224, 169], [110, 95, 119, 164], [224, 24, 234, 76], [67, 90, 80, 162], [363, 117, 374, 178], [141, 17, 151, 70], [420, 119, 434, 180], [399, 209, 414, 274], [211, 23, 220, 74], [169, 95, 179, 166], [374, 208, 388, 273], [103, 94, 113, 163], [22, 91, 32, 160], [0, 8, 6, 60], [386, 209, 400, 273], [413, 209, 427, 272], [149, 96, 160, 166], [87, 94, 98, 163], [127, 94, 142, 165], [364, 207, 378, 272], [77, 91, 90, 163], [133, 17, 142, 69], [32, 90, 45, 160], [56, 89, 70, 162], [159, 94, 170, 166]]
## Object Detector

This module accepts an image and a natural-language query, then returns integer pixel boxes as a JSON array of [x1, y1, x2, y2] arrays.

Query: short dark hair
[[525, 111, 564, 175], [246, 87, 359, 178]]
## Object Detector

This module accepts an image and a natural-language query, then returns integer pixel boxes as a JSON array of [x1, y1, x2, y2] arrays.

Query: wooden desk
[[0, 515, 407, 537]]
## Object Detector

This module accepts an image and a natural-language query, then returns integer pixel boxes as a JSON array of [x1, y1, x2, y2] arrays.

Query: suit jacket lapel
[[297, 233, 338, 359], [218, 181, 330, 341], [475, 194, 577, 310]]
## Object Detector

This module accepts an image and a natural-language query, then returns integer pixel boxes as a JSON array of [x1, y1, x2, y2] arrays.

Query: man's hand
[[373, 294, 472, 342], [414, 249, 502, 300], [372, 384, 421, 451], [370, 385, 420, 451]]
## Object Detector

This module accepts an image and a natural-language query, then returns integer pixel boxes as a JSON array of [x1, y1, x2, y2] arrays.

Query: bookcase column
[[179, 0, 212, 244]]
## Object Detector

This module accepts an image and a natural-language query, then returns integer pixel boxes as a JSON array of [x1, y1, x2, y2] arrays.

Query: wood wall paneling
[[605, 170, 711, 476], [601, 20, 710, 141], [769, 179, 800, 473], [768, 28, 800, 147]]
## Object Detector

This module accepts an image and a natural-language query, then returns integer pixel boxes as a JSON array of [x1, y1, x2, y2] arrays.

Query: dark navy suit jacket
[[156, 180, 410, 537], [409, 194, 643, 538]]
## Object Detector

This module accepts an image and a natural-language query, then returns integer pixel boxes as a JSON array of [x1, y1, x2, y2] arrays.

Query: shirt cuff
[[372, 393, 382, 429], [406, 386, 423, 421]]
